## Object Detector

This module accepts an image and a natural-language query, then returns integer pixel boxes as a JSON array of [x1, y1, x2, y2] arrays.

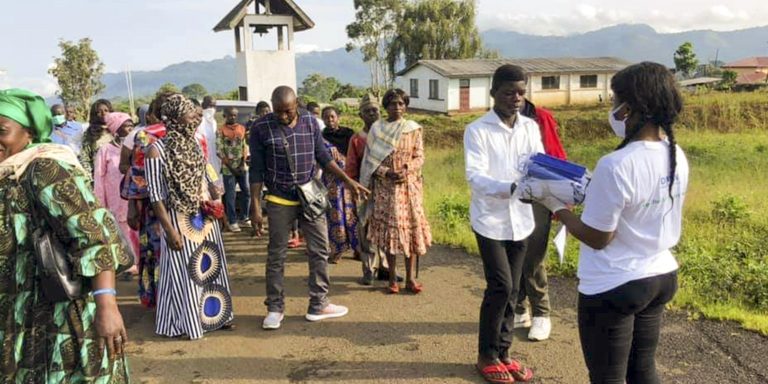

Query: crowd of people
[[0, 60, 688, 384]]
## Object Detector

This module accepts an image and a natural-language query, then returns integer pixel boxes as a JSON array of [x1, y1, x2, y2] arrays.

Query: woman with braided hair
[[145, 94, 234, 339], [528, 62, 689, 383]]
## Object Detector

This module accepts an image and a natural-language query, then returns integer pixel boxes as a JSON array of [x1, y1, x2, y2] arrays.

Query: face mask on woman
[[608, 103, 627, 138]]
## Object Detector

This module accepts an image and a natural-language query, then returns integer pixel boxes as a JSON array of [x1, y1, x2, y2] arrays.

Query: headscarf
[[359, 94, 380, 110], [322, 126, 355, 155], [105, 112, 132, 135], [161, 94, 205, 215], [0, 88, 52, 144]]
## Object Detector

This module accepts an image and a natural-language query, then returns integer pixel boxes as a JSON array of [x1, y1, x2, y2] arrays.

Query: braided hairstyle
[[611, 62, 683, 199]]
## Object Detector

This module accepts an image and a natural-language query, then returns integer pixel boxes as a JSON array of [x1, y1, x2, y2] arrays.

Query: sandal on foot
[[406, 281, 423, 294], [503, 360, 533, 382], [476, 363, 514, 384], [387, 283, 400, 294]]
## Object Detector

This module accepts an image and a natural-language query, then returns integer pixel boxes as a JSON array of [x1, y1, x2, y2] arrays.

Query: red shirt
[[535, 107, 567, 160], [345, 132, 367, 181]]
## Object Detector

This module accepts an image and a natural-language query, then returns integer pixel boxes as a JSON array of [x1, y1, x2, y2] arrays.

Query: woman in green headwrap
[[0, 88, 132, 382]]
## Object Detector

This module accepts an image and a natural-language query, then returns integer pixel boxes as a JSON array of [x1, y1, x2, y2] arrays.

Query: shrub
[[711, 195, 750, 224]]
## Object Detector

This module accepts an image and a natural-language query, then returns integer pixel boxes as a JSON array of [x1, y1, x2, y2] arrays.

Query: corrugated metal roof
[[679, 77, 722, 87], [397, 57, 631, 78], [723, 57, 768, 68], [214, 0, 314, 33]]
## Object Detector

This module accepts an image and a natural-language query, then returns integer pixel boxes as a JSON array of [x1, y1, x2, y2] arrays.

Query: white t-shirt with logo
[[577, 140, 689, 295]]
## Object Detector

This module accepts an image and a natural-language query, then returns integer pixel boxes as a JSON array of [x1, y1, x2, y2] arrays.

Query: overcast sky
[[1, 0, 766, 96]]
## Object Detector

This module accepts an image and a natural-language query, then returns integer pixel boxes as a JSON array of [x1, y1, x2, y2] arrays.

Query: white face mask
[[608, 103, 627, 138]]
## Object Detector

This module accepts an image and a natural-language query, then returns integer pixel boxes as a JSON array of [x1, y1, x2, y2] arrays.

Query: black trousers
[[578, 271, 678, 384], [515, 202, 552, 317], [474, 231, 528, 360]]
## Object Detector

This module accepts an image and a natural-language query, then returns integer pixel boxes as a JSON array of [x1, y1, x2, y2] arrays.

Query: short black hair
[[256, 101, 270, 110], [491, 64, 528, 93], [202, 95, 215, 109], [224, 106, 238, 115], [321, 106, 339, 117], [306, 101, 320, 111], [382, 88, 410, 108]]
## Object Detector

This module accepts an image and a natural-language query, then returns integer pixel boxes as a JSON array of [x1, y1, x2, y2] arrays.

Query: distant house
[[679, 77, 722, 90], [722, 57, 768, 87], [395, 57, 630, 114]]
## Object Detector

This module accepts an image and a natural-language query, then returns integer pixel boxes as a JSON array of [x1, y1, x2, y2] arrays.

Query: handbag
[[23, 168, 82, 302], [23, 162, 136, 302], [276, 128, 329, 221]]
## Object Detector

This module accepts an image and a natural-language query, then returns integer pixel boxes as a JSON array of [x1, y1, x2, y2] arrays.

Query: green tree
[[346, 0, 403, 97], [720, 70, 738, 90], [386, 0, 493, 77], [48, 38, 105, 121], [299, 73, 342, 103], [181, 83, 208, 101], [673, 42, 699, 79], [156, 82, 180, 96]]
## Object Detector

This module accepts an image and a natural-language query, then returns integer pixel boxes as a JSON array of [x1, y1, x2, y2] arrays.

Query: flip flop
[[503, 360, 534, 382], [476, 363, 514, 384]]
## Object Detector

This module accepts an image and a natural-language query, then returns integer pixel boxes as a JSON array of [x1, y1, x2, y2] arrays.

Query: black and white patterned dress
[[145, 140, 233, 340]]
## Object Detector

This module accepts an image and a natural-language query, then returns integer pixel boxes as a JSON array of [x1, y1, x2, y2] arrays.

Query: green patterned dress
[[0, 158, 132, 383]]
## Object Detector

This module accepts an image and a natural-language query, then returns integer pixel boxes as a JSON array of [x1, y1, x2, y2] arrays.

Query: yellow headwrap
[[0, 88, 52, 144]]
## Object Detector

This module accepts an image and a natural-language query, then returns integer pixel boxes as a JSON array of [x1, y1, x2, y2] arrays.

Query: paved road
[[120, 230, 768, 383]]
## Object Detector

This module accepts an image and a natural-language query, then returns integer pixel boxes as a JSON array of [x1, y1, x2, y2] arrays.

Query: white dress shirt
[[464, 110, 544, 241]]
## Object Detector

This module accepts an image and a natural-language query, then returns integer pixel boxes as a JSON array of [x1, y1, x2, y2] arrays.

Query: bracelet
[[91, 288, 117, 297]]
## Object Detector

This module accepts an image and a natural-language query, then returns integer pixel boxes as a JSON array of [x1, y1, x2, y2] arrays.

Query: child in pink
[[94, 112, 140, 274]]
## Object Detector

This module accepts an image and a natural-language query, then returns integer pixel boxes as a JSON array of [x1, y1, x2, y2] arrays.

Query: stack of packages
[[515, 153, 590, 208]]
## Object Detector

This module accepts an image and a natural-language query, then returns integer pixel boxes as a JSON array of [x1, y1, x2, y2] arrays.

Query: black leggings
[[578, 271, 678, 384]]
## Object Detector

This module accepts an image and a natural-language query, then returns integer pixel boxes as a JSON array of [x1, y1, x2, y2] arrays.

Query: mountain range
[[100, 23, 768, 99]]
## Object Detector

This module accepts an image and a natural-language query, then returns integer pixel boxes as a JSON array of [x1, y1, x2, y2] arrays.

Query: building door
[[459, 79, 470, 111]]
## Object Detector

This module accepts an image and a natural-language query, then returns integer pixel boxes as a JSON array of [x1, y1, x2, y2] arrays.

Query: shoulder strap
[[275, 126, 298, 185]]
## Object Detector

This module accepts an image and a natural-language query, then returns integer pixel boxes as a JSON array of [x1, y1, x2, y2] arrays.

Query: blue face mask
[[52, 115, 66, 126]]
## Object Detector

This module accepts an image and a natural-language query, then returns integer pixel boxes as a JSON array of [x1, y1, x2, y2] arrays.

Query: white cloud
[[479, 3, 765, 35], [0, 73, 60, 98]]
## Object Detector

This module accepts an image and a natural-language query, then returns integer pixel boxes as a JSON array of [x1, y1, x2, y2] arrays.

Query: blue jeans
[[223, 172, 250, 224]]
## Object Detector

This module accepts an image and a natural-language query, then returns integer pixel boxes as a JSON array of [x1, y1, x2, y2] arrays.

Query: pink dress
[[94, 141, 140, 267]]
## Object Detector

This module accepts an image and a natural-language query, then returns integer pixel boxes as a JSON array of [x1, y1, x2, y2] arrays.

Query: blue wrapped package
[[528, 153, 587, 182], [515, 153, 590, 205]]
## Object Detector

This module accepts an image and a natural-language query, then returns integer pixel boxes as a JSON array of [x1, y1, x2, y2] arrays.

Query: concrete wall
[[237, 51, 297, 102], [397, 66, 618, 113], [236, 14, 297, 102], [397, 65, 448, 113]]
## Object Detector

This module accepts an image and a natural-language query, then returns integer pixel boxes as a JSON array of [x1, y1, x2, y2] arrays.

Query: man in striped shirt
[[249, 86, 369, 330]]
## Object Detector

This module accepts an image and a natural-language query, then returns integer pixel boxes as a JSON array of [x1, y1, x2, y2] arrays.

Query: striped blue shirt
[[249, 110, 332, 201]]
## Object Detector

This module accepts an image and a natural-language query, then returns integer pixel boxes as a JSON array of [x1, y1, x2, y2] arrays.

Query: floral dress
[[321, 141, 359, 260], [367, 128, 432, 258], [0, 158, 132, 382]]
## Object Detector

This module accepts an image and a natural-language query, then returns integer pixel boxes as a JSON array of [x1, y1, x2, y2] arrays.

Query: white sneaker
[[528, 316, 552, 341], [514, 311, 531, 329], [262, 312, 284, 330], [305, 304, 349, 322], [239, 219, 252, 228], [228, 223, 241, 233]]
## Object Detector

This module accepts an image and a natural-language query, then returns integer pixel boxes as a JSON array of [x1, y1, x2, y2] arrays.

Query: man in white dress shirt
[[464, 64, 543, 383]]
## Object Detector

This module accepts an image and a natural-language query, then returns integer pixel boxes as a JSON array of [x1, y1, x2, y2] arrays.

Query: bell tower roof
[[214, 0, 314, 33]]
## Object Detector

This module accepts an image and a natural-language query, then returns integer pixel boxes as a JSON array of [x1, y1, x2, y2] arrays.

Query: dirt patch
[[119, 234, 768, 383]]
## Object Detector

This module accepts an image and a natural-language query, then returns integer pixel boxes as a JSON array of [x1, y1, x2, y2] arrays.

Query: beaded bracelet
[[91, 288, 117, 297]]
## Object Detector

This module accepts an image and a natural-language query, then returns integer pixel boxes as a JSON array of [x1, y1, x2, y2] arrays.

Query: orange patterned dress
[[367, 128, 432, 258]]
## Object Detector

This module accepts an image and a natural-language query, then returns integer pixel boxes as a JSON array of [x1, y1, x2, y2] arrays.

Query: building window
[[460, 78, 470, 88], [429, 79, 440, 99], [410, 79, 419, 98], [580, 75, 598, 88], [542, 76, 560, 90]]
